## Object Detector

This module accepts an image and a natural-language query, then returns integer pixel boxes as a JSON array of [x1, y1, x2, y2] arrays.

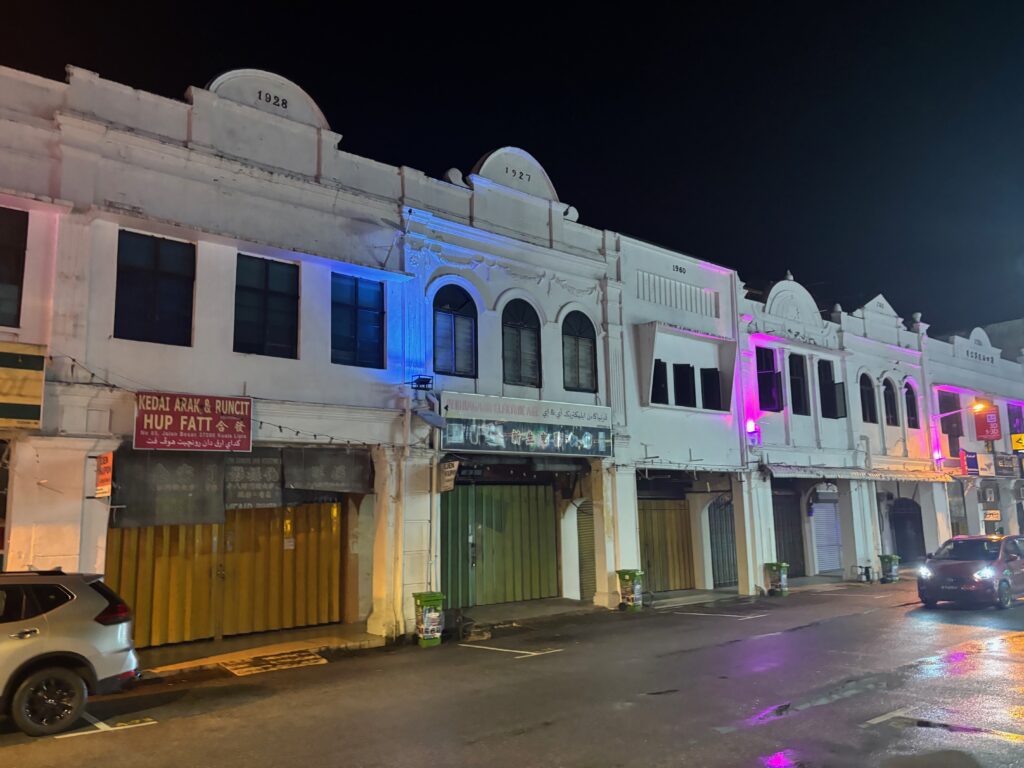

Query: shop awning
[[766, 464, 954, 483]]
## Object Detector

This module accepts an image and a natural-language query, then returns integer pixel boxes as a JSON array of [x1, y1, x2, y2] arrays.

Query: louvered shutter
[[454, 315, 475, 376], [434, 311, 454, 373]]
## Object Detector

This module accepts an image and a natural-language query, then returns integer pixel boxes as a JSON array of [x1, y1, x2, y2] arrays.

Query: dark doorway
[[890, 498, 926, 562], [708, 496, 738, 588], [772, 488, 806, 577]]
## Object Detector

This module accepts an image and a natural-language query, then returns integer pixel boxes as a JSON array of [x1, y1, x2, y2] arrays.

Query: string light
[[48, 352, 422, 450]]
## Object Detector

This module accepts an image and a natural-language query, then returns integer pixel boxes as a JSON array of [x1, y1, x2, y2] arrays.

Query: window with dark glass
[[233, 254, 299, 359], [114, 230, 195, 346], [882, 379, 900, 426], [651, 359, 669, 404], [673, 363, 695, 407], [502, 299, 541, 387], [859, 374, 878, 424], [818, 360, 847, 419], [904, 383, 920, 429], [938, 390, 963, 456], [789, 354, 810, 416], [701, 368, 725, 411], [0, 207, 28, 328], [433, 285, 476, 377], [1008, 403, 1024, 436], [331, 274, 384, 368], [562, 311, 597, 393], [756, 347, 783, 412]]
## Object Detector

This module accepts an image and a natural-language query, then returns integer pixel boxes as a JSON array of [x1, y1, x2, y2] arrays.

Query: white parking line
[[672, 611, 767, 621], [458, 643, 565, 660], [809, 592, 887, 599], [54, 715, 158, 739]]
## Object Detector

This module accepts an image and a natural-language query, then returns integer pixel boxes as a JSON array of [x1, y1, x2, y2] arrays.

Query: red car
[[917, 535, 1024, 609]]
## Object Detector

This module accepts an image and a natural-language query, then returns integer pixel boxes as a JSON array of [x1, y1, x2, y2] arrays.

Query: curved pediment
[[764, 275, 822, 328]]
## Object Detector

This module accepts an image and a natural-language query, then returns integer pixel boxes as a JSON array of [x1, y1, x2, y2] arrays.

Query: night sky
[[8, 4, 1024, 334]]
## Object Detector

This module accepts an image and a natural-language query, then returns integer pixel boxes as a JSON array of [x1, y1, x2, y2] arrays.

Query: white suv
[[0, 571, 139, 735]]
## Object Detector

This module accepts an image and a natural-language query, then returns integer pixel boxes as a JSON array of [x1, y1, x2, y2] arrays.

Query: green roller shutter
[[441, 484, 559, 609], [576, 501, 596, 601]]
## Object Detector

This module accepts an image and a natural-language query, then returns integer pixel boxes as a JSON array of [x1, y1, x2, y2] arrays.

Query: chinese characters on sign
[[225, 451, 283, 509], [440, 393, 613, 457], [134, 392, 252, 452]]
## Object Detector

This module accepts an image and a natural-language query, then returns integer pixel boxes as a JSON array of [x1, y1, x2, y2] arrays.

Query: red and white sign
[[974, 406, 1002, 441], [95, 452, 113, 498], [134, 392, 252, 452]]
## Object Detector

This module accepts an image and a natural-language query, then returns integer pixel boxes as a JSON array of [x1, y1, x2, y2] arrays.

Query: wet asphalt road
[[2, 580, 1024, 767]]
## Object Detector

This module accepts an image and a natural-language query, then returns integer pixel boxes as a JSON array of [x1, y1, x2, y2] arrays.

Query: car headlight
[[973, 567, 996, 581], [918, 565, 933, 579]]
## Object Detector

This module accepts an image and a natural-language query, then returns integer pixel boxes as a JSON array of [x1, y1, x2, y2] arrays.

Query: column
[[963, 482, 984, 535], [838, 479, 881, 579], [366, 446, 400, 639], [401, 450, 434, 631], [918, 482, 953, 552], [731, 471, 775, 596], [5, 436, 117, 573], [586, 459, 620, 610], [685, 492, 715, 590]]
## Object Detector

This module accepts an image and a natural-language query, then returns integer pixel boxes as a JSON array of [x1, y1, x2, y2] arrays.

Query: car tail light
[[94, 600, 132, 625], [89, 580, 132, 625]]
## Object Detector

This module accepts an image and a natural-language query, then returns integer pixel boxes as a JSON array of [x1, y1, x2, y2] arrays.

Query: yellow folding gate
[[105, 503, 344, 649], [638, 499, 695, 592]]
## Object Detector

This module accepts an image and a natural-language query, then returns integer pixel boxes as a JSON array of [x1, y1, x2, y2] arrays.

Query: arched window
[[433, 285, 477, 377], [860, 374, 878, 424], [502, 299, 541, 387], [904, 382, 920, 429], [562, 311, 597, 393], [882, 379, 900, 426]]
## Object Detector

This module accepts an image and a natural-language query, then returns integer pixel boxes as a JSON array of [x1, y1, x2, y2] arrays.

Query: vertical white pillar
[[731, 471, 775, 596], [918, 482, 953, 552]]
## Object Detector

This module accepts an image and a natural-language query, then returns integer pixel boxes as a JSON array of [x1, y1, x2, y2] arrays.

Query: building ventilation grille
[[637, 271, 719, 318]]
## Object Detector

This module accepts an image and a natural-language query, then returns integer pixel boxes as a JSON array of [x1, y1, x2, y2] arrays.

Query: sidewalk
[[138, 622, 384, 680]]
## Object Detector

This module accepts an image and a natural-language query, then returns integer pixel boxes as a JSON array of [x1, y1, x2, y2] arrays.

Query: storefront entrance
[[105, 503, 347, 649], [441, 484, 560, 609], [890, 498, 926, 562], [773, 488, 806, 577], [708, 496, 738, 588], [638, 499, 696, 592]]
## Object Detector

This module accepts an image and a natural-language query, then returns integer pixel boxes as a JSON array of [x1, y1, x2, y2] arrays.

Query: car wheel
[[10, 667, 88, 736], [997, 581, 1013, 610], [921, 598, 938, 609]]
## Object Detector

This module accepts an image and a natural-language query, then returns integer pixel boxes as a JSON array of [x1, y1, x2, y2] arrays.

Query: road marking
[[55, 716, 158, 739], [861, 707, 915, 727], [458, 643, 564, 660], [221, 649, 327, 676], [808, 592, 887, 599], [672, 611, 767, 620]]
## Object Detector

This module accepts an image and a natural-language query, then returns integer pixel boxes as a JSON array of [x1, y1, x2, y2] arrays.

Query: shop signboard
[[134, 392, 252, 451], [438, 460, 459, 492], [282, 448, 373, 494], [994, 453, 1018, 478], [95, 452, 113, 498], [984, 510, 1002, 522], [440, 393, 612, 457], [959, 450, 979, 476], [974, 405, 1002, 441], [225, 449, 282, 509], [977, 453, 996, 477]]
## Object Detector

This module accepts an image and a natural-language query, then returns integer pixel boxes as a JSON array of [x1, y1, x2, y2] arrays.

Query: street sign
[[1012, 433, 1024, 452], [95, 452, 113, 498], [438, 460, 459, 492]]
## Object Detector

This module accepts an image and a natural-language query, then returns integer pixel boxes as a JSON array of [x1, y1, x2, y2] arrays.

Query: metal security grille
[[441, 485, 559, 609], [773, 493, 806, 577], [811, 502, 843, 573], [576, 501, 597, 601], [105, 503, 345, 649], [638, 499, 695, 592], [708, 496, 738, 588]]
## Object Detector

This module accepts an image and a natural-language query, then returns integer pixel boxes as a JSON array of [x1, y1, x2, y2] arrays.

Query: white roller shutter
[[812, 502, 843, 573]]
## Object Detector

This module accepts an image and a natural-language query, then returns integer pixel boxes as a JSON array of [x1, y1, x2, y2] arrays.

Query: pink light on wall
[[746, 418, 757, 434], [698, 261, 733, 275]]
